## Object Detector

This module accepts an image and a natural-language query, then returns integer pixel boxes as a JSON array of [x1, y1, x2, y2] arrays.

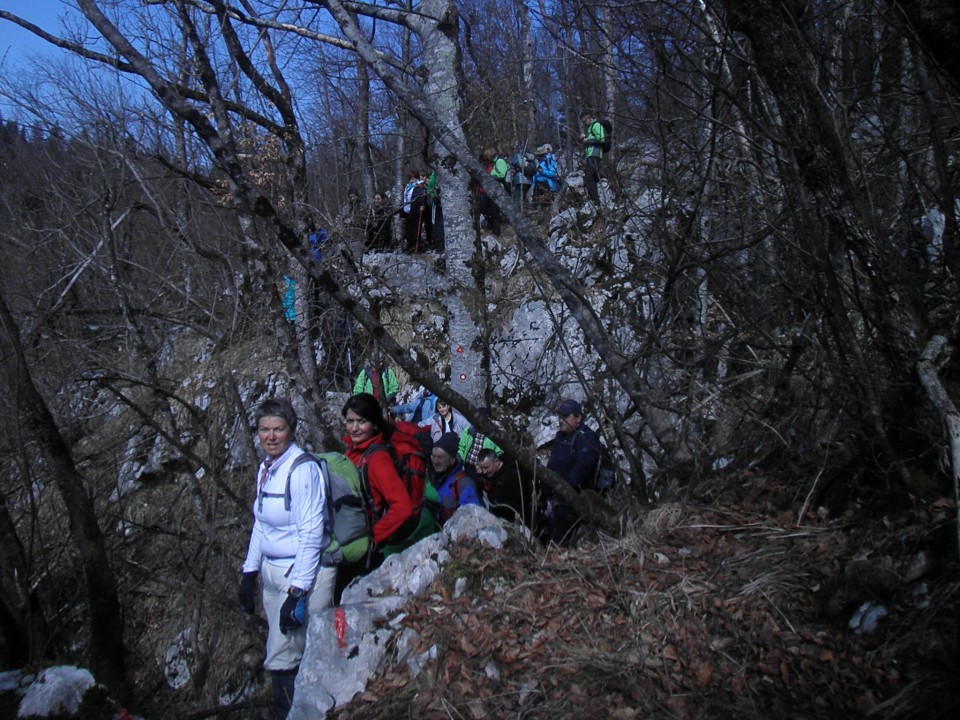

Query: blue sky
[[1, 1, 83, 120], [0, 1, 73, 72]]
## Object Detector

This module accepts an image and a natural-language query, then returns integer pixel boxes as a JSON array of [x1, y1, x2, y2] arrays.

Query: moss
[[441, 555, 513, 599], [442, 558, 483, 597]]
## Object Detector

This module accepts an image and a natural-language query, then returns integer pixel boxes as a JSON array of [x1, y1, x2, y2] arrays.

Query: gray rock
[[290, 505, 506, 718]]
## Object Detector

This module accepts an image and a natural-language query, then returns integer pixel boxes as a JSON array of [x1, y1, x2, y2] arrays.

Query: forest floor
[[329, 473, 959, 720]]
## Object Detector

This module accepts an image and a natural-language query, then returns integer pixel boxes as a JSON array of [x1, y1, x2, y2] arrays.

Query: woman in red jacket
[[338, 394, 440, 601], [342, 392, 417, 548]]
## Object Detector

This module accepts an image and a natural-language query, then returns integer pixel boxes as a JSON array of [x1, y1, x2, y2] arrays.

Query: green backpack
[[285, 451, 372, 564]]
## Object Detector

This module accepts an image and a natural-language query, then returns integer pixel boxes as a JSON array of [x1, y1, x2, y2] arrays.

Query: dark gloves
[[278, 589, 308, 634], [238, 571, 258, 614]]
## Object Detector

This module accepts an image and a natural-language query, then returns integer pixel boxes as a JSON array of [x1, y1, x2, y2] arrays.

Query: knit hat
[[556, 398, 582, 416], [535, 144, 549, 155], [434, 432, 460, 459]]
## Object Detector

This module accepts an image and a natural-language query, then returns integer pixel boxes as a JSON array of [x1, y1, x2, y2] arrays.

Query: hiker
[[392, 388, 437, 424], [545, 398, 602, 545], [365, 192, 394, 250], [474, 448, 534, 528], [307, 221, 329, 262], [343, 186, 362, 224], [425, 169, 444, 252], [457, 407, 501, 476], [531, 144, 560, 205], [341, 393, 437, 563], [429, 432, 481, 525], [353, 358, 399, 409], [421, 399, 471, 442], [238, 397, 336, 718], [477, 148, 507, 235], [339, 186, 366, 260], [580, 113, 605, 205], [401, 170, 428, 252], [488, 148, 510, 190], [510, 147, 536, 206], [280, 275, 296, 323]]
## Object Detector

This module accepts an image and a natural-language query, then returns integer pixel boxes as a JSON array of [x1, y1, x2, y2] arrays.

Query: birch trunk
[[415, 0, 489, 401]]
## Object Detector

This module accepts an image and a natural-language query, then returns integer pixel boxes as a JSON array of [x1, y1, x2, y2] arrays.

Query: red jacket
[[344, 432, 415, 544]]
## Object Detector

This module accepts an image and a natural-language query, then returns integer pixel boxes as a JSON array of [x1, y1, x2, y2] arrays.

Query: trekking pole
[[415, 206, 423, 253]]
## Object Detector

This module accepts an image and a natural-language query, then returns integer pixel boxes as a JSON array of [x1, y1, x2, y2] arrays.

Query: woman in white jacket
[[238, 397, 336, 717], [420, 399, 471, 442]]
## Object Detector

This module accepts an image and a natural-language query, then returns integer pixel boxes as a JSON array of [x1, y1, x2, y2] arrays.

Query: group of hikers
[[239, 361, 612, 716], [477, 142, 560, 235], [302, 112, 610, 262], [477, 112, 609, 233]]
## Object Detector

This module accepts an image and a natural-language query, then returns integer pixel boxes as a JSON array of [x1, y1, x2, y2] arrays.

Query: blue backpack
[[512, 151, 538, 179]]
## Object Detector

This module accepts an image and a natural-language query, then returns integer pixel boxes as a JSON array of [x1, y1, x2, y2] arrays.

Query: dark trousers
[[334, 550, 384, 605], [512, 181, 531, 206], [584, 155, 602, 205], [548, 501, 579, 546], [477, 193, 501, 235], [270, 667, 297, 718], [427, 202, 444, 251], [404, 204, 428, 251]]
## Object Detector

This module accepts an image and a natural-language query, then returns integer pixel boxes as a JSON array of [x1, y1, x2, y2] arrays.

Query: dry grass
[[329, 478, 960, 720]]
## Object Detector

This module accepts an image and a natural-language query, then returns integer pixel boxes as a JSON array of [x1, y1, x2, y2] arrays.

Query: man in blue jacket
[[531, 144, 560, 202], [546, 398, 601, 544], [430, 432, 481, 526]]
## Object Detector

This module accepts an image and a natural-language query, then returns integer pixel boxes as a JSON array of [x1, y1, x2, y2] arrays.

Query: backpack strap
[[258, 452, 320, 514], [358, 443, 390, 520], [365, 366, 384, 403], [444, 471, 477, 521], [455, 471, 477, 503]]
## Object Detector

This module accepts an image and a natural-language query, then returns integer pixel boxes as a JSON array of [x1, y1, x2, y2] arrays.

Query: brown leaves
[[695, 659, 715, 686], [331, 487, 928, 720]]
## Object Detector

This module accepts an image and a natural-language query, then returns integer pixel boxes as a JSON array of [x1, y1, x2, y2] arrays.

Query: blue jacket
[[281, 276, 296, 322], [308, 227, 329, 261], [547, 424, 601, 490], [392, 391, 437, 424], [532, 153, 559, 193], [432, 460, 481, 524]]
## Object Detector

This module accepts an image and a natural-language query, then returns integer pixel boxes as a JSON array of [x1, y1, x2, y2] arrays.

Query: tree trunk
[[0, 493, 48, 667], [917, 336, 960, 560], [518, 0, 536, 145], [0, 294, 127, 696], [720, 0, 919, 490]]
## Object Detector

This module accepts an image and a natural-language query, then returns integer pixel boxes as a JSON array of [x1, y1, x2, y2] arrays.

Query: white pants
[[260, 559, 336, 671]]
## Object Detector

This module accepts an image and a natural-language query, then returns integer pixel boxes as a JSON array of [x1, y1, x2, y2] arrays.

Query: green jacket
[[584, 121, 605, 159], [426, 171, 440, 206], [458, 426, 501, 466], [490, 157, 510, 183], [353, 366, 399, 404]]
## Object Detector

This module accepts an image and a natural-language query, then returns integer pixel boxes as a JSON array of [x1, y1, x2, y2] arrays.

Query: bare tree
[[0, 294, 127, 696]]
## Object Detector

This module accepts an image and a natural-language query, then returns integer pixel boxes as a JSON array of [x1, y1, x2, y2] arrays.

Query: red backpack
[[361, 421, 428, 541]]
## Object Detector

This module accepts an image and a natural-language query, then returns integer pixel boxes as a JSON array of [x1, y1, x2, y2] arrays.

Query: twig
[[798, 445, 830, 525]]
